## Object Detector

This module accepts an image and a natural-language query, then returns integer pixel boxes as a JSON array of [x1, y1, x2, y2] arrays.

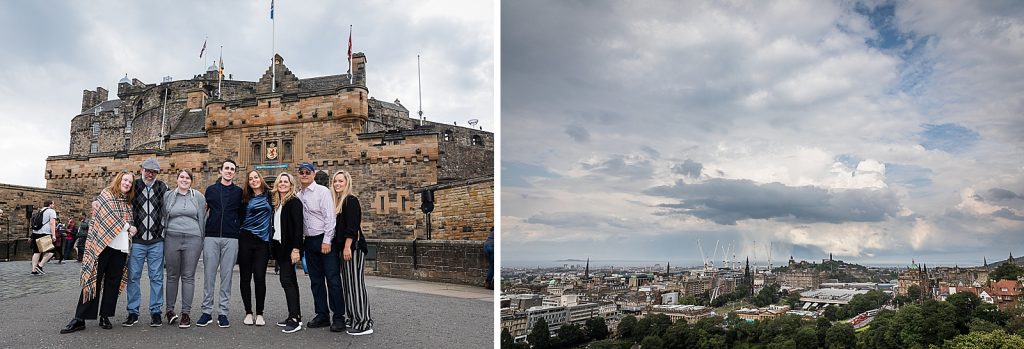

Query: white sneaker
[[255, 315, 265, 326], [243, 314, 254, 326], [347, 328, 374, 336]]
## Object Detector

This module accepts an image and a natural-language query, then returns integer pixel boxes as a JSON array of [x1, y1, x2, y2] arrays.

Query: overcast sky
[[0, 0, 493, 188], [502, 1, 1024, 267]]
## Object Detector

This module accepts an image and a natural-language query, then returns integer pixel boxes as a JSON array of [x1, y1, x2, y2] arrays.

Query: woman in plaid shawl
[[61, 172, 138, 334]]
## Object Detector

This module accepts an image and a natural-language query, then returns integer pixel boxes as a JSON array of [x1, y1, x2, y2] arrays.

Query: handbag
[[35, 234, 55, 253]]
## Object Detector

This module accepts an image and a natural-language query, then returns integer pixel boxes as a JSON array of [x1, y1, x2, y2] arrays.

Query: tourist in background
[[485, 227, 494, 290], [60, 171, 137, 334], [198, 159, 243, 328], [122, 157, 169, 327], [76, 214, 89, 262], [238, 170, 273, 326], [162, 169, 206, 329], [295, 162, 344, 332], [332, 170, 373, 336], [30, 200, 57, 275], [271, 172, 305, 333], [54, 219, 66, 264], [64, 218, 76, 262]]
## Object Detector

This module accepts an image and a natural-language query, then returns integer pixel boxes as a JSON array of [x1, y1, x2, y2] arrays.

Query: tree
[[921, 300, 959, 346], [989, 262, 1024, 281], [785, 290, 802, 308], [679, 295, 699, 306], [589, 339, 632, 349], [640, 335, 665, 349], [823, 305, 843, 321], [663, 321, 699, 349], [947, 292, 982, 333], [501, 328, 516, 349], [943, 329, 1024, 349], [793, 325, 818, 349], [557, 323, 586, 348], [754, 284, 782, 307], [585, 317, 610, 341], [969, 318, 1002, 333], [617, 315, 639, 341], [907, 285, 922, 301], [824, 323, 855, 349], [528, 318, 552, 349], [815, 316, 832, 348]]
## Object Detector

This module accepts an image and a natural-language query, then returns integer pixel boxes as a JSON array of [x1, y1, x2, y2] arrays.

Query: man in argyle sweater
[[122, 157, 169, 327]]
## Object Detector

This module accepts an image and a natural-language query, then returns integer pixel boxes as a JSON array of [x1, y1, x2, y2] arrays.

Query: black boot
[[60, 318, 85, 334], [99, 316, 113, 329]]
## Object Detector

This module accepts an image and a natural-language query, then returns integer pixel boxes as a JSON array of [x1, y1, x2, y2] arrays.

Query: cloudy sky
[[0, 0, 493, 188], [502, 1, 1024, 267]]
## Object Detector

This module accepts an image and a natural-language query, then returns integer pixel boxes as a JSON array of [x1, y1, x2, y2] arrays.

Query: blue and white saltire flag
[[270, 0, 274, 19]]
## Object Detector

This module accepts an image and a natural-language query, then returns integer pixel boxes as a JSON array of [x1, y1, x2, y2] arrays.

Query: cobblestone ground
[[0, 259, 494, 348]]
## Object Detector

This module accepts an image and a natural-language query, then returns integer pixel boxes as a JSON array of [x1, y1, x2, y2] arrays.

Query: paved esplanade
[[0, 260, 493, 348]]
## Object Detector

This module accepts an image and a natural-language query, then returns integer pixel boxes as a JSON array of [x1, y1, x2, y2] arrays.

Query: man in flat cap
[[122, 157, 169, 327]]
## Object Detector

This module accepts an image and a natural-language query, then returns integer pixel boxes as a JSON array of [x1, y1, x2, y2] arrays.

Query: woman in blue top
[[238, 170, 272, 326]]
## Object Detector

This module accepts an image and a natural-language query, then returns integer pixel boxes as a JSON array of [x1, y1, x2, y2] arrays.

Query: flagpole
[[218, 46, 223, 98], [349, 25, 353, 84], [271, 0, 276, 93]]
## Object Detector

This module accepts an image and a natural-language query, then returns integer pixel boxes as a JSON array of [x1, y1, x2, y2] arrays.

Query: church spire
[[585, 258, 590, 280]]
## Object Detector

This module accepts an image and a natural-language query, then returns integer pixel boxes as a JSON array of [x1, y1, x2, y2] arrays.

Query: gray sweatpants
[[201, 237, 238, 316], [165, 232, 203, 314]]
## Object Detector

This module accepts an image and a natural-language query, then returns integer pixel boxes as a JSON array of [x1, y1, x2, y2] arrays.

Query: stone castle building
[[2, 52, 493, 259]]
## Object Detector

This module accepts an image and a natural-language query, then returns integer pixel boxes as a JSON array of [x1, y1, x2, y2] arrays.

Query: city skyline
[[0, 0, 493, 188], [502, 1, 1024, 265]]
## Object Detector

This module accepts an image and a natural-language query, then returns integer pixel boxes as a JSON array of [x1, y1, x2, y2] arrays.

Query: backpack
[[30, 208, 51, 231]]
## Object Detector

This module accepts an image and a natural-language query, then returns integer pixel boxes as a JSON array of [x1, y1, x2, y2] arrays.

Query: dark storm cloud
[[565, 124, 591, 143], [646, 179, 901, 225], [580, 154, 654, 180], [672, 159, 703, 178], [987, 188, 1022, 201]]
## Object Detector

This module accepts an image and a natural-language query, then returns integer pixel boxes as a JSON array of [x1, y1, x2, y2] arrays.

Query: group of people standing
[[59, 157, 374, 336]]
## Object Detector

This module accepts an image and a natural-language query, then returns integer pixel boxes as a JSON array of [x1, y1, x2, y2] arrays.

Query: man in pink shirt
[[295, 162, 345, 332]]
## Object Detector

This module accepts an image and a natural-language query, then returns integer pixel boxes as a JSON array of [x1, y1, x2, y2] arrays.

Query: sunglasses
[[298, 170, 313, 175]]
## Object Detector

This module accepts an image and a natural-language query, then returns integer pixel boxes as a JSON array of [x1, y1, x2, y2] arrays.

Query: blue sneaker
[[218, 315, 230, 328], [196, 313, 212, 327]]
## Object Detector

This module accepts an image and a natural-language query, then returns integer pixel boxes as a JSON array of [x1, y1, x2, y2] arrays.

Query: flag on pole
[[218, 54, 224, 79], [270, 0, 274, 19], [200, 38, 207, 58]]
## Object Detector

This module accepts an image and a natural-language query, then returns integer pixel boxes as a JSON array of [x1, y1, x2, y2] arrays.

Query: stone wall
[[439, 142, 494, 182], [424, 177, 494, 240], [366, 239, 490, 287]]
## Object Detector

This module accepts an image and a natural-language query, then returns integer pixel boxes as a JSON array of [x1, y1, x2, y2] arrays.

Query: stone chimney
[[80, 87, 109, 113]]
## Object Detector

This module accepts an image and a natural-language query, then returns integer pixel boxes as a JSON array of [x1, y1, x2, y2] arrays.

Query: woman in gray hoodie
[[161, 169, 207, 328]]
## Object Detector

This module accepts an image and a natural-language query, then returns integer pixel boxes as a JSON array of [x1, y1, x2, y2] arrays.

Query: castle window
[[91, 122, 101, 136], [443, 130, 453, 142], [125, 120, 132, 133], [251, 142, 262, 164], [90, 142, 98, 153], [471, 135, 484, 146], [282, 140, 293, 162]]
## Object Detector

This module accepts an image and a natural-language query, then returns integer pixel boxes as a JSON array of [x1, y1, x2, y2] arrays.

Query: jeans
[[126, 241, 164, 316], [304, 234, 344, 323]]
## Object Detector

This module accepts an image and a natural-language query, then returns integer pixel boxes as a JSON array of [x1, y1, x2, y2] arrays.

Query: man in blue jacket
[[196, 160, 244, 328]]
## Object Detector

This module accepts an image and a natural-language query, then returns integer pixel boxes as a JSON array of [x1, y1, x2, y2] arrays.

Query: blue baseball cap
[[298, 162, 315, 172]]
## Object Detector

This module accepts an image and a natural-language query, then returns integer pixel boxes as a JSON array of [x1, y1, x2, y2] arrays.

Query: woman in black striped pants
[[331, 170, 373, 336]]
